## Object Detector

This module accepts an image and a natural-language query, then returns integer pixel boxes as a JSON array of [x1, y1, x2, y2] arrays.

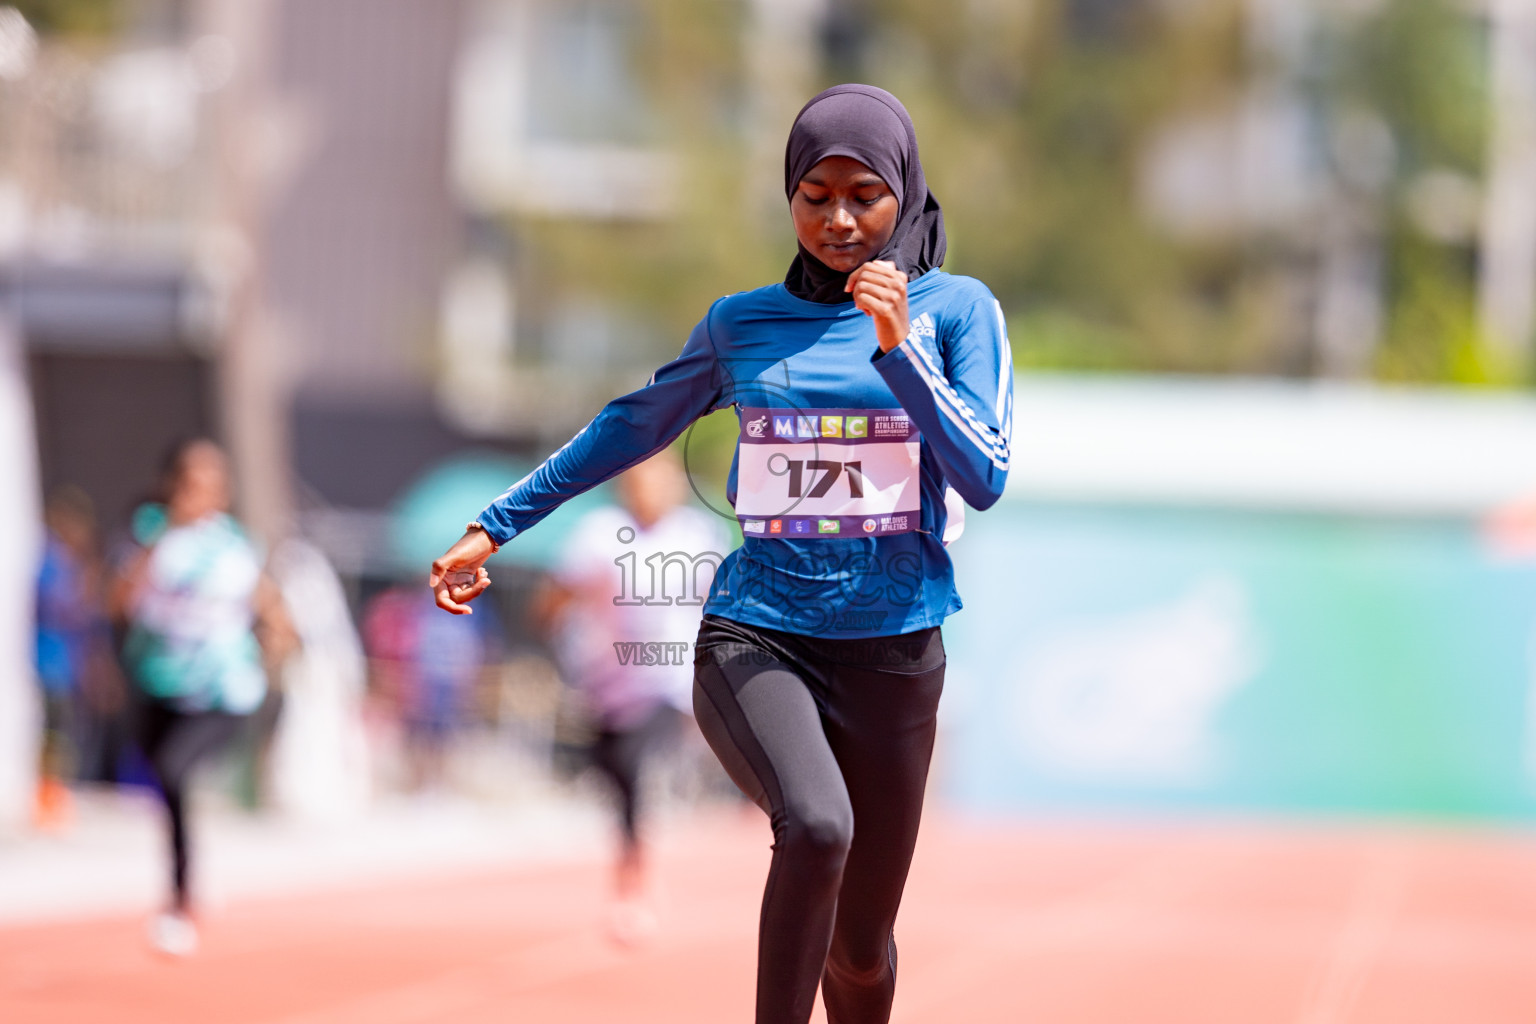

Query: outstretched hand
[[846, 259, 909, 353], [429, 528, 497, 614]]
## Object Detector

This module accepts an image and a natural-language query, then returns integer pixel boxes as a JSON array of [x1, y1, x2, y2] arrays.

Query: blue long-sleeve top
[[478, 269, 1013, 638]]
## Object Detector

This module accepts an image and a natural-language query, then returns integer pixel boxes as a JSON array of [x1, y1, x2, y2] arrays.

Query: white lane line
[[1293, 844, 1412, 1024]]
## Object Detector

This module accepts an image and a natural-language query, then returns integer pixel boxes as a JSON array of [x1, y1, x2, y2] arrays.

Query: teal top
[[121, 506, 267, 714]]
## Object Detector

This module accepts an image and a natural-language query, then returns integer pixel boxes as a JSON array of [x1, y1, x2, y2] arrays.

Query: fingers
[[851, 280, 908, 328], [847, 263, 907, 307], [848, 259, 899, 278], [429, 530, 495, 589], [430, 526, 497, 613], [432, 565, 491, 615], [851, 279, 905, 315], [433, 581, 469, 614], [429, 556, 469, 587], [457, 567, 491, 602], [845, 261, 910, 353], [429, 528, 498, 589], [845, 259, 903, 292]]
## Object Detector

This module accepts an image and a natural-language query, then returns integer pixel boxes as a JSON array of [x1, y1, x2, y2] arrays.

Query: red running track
[[4, 811, 1536, 1023]]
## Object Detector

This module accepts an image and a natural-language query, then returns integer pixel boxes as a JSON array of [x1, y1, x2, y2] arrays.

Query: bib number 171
[[769, 457, 864, 499]]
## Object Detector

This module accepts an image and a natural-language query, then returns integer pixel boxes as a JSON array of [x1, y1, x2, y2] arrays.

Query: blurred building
[[1, 4, 224, 530], [0, 0, 462, 530]]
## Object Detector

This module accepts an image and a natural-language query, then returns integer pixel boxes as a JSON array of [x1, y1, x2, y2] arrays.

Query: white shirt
[[552, 504, 728, 728]]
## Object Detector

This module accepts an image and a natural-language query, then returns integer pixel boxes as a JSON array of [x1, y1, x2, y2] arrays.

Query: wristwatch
[[464, 521, 501, 553]]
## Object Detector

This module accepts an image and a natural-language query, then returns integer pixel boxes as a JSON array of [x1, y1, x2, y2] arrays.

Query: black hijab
[[783, 84, 946, 304]]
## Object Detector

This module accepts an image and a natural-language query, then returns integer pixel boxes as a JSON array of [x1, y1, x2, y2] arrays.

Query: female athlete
[[113, 439, 293, 955], [430, 84, 1012, 1024]]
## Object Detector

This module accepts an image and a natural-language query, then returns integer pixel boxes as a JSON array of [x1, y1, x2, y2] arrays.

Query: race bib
[[735, 407, 921, 538]]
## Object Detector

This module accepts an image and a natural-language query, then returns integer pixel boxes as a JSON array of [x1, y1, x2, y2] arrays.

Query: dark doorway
[[28, 351, 216, 530]]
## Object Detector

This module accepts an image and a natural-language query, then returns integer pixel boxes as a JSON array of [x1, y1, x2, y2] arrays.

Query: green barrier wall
[[943, 503, 1536, 819]]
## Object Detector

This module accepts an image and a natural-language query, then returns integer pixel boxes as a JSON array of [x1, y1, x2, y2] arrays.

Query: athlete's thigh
[[823, 630, 945, 779], [593, 707, 670, 787], [589, 729, 628, 789], [135, 696, 178, 760], [693, 642, 848, 823], [155, 712, 244, 786], [822, 637, 946, 915], [826, 663, 943, 827]]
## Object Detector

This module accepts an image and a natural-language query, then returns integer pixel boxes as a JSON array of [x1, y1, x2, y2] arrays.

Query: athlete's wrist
[[463, 520, 501, 554]]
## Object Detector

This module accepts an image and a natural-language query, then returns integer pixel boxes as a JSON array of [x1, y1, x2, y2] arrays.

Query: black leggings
[[136, 698, 245, 911], [591, 703, 681, 851], [692, 615, 945, 1024]]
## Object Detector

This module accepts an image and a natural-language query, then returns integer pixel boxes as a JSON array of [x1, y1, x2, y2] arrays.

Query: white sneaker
[[606, 900, 659, 948], [148, 911, 199, 958]]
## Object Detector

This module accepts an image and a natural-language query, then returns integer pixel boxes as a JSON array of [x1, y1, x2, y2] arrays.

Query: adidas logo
[[908, 312, 936, 340]]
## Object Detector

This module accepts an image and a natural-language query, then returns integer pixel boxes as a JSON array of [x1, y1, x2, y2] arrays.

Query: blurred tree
[[501, 0, 1502, 389], [9, 0, 122, 37], [1339, 0, 1500, 384], [510, 0, 780, 351], [819, 0, 1268, 374]]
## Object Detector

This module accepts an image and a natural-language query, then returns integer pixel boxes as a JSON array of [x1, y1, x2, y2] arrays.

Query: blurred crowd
[[29, 443, 727, 857]]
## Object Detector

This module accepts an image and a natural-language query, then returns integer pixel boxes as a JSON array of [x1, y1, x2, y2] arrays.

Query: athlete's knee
[[778, 802, 853, 870], [825, 953, 891, 991], [826, 937, 895, 989]]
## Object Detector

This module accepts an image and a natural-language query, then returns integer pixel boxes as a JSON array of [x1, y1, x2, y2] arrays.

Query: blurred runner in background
[[111, 439, 295, 957], [31, 486, 121, 828], [533, 451, 725, 944], [363, 582, 494, 793]]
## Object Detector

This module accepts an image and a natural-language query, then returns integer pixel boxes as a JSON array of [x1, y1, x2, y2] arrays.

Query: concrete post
[[0, 314, 42, 832]]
